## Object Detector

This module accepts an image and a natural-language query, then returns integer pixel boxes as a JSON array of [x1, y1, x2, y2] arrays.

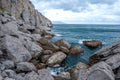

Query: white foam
[[78, 39, 94, 44], [55, 33, 62, 37]]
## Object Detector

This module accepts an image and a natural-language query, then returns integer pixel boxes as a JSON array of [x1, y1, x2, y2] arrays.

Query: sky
[[30, 0, 120, 24]]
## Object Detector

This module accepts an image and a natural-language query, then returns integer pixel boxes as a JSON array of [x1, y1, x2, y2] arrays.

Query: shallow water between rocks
[[48, 24, 120, 75]]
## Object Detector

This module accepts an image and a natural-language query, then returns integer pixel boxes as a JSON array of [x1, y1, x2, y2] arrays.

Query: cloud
[[30, 0, 120, 24]]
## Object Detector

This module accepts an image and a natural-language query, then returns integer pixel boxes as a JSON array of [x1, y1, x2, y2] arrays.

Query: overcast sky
[[30, 0, 120, 24]]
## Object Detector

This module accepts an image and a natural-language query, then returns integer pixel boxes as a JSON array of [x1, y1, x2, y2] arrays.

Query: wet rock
[[47, 51, 66, 66], [55, 39, 71, 49], [0, 35, 32, 62], [83, 40, 102, 48], [75, 62, 88, 70], [16, 62, 36, 72], [69, 46, 84, 54], [2, 60, 14, 69], [57, 72, 70, 80]]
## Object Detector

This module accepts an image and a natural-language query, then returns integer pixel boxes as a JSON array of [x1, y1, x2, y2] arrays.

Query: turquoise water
[[51, 24, 120, 66], [48, 24, 120, 75]]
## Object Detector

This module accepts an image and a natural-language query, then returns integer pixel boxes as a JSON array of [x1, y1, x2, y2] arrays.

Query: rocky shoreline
[[0, 0, 120, 80]]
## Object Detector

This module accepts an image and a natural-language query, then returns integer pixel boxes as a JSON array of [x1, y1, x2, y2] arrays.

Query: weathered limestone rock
[[105, 54, 120, 69], [89, 40, 120, 67], [60, 46, 69, 54], [71, 62, 87, 80], [69, 46, 84, 54], [57, 72, 70, 80], [24, 71, 39, 80], [42, 50, 53, 55], [38, 69, 54, 80], [16, 62, 36, 72], [41, 41, 59, 52], [2, 60, 14, 69], [47, 52, 67, 66], [25, 69, 54, 80], [77, 62, 115, 80], [1, 69, 16, 78], [55, 39, 71, 49], [115, 67, 120, 80], [23, 40, 43, 58], [83, 40, 102, 48], [0, 35, 32, 62]]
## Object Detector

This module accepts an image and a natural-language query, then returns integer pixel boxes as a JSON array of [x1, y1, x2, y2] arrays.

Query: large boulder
[[38, 69, 54, 80], [0, 35, 32, 62], [16, 62, 36, 72], [83, 40, 102, 48], [69, 46, 84, 54], [55, 39, 71, 49], [77, 62, 115, 80], [24, 69, 54, 80], [89, 40, 120, 67], [70, 62, 87, 80], [2, 60, 14, 69], [47, 52, 67, 66]]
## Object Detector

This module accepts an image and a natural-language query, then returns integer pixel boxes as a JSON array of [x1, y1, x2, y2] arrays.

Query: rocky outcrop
[[88, 40, 120, 68], [83, 40, 102, 48], [0, 0, 52, 37]]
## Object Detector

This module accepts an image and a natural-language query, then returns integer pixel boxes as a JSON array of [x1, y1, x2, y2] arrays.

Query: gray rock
[[1, 69, 16, 78], [116, 67, 120, 80], [31, 34, 41, 41], [38, 69, 54, 80], [24, 71, 39, 80], [2, 60, 14, 69], [23, 40, 43, 58], [60, 46, 69, 54], [0, 75, 3, 80], [47, 51, 66, 66], [57, 72, 70, 80], [105, 54, 120, 69], [1, 21, 18, 36], [0, 35, 32, 62], [55, 39, 71, 49], [77, 62, 115, 80], [0, 50, 3, 55], [16, 62, 36, 72], [4, 77, 15, 80], [89, 40, 120, 66], [42, 50, 53, 55], [42, 42, 59, 52], [41, 55, 51, 63], [0, 63, 5, 71]]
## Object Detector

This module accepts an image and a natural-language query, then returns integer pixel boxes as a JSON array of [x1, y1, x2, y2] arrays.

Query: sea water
[[48, 24, 120, 75]]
